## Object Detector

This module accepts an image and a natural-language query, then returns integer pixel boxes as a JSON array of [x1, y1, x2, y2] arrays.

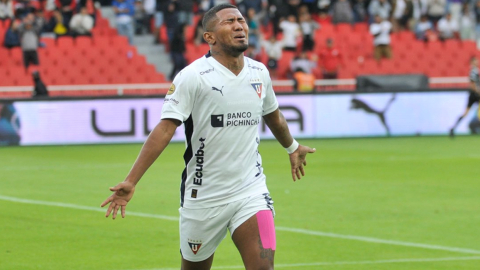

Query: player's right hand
[[100, 181, 136, 219]]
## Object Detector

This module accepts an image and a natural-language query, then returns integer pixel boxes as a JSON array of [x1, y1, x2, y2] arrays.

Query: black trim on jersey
[[205, 51, 211, 58], [181, 114, 194, 207]]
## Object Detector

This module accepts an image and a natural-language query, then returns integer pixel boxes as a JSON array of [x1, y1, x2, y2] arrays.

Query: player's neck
[[210, 51, 244, 76]]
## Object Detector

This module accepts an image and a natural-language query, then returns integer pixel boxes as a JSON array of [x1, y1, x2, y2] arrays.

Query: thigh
[[230, 194, 276, 270], [231, 211, 275, 270], [179, 205, 231, 264]]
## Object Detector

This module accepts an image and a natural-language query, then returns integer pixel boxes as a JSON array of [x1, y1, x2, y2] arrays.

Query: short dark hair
[[202, 3, 238, 32]]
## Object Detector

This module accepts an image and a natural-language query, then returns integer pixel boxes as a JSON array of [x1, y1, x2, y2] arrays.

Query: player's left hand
[[289, 145, 316, 181], [100, 181, 136, 219]]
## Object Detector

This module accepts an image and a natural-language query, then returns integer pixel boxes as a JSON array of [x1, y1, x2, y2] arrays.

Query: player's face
[[213, 8, 249, 56]]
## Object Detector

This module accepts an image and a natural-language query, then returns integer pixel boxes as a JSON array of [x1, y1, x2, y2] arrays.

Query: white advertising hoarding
[[0, 92, 477, 146]]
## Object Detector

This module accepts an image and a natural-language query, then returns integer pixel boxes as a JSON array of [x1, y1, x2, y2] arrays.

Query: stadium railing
[[0, 77, 470, 98]]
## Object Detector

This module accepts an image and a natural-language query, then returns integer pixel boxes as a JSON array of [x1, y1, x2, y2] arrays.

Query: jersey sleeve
[[262, 70, 279, 116], [161, 67, 198, 122]]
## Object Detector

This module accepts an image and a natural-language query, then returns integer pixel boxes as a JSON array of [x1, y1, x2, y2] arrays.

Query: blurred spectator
[[112, 0, 135, 44], [393, 0, 414, 31], [299, 11, 319, 51], [176, 0, 193, 25], [459, 3, 474, 40], [246, 7, 260, 53], [55, 0, 76, 26], [352, 0, 367, 23], [368, 0, 392, 21], [0, 102, 21, 146], [169, 23, 186, 80], [16, 13, 42, 69], [244, 43, 260, 61], [290, 51, 317, 76], [164, 0, 179, 43], [370, 14, 392, 60], [13, 0, 36, 19], [448, 0, 462, 24], [3, 19, 20, 48], [197, 0, 210, 13], [279, 14, 301, 51], [332, 0, 354, 24], [143, 0, 155, 33], [261, 34, 283, 79], [415, 14, 434, 40], [0, 0, 14, 21], [318, 38, 342, 79], [317, 0, 331, 17], [293, 67, 315, 92], [475, 0, 480, 41], [153, 0, 169, 44], [427, 0, 446, 25], [45, 9, 68, 37], [32, 70, 48, 97], [437, 13, 459, 40], [133, 0, 147, 35], [70, 6, 93, 37]]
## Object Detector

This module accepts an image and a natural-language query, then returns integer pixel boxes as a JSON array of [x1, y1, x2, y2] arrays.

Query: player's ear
[[204, 32, 215, 45]]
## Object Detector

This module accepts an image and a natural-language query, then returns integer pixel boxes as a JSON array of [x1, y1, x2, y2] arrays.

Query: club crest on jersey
[[188, 240, 203, 255], [251, 81, 262, 98]]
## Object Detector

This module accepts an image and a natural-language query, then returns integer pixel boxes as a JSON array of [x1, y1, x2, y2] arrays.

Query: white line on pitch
[[131, 256, 480, 270], [1, 195, 480, 255]]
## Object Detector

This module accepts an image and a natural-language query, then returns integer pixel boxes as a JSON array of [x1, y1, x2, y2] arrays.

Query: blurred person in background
[[0, 102, 21, 146], [164, 0, 178, 44], [331, 0, 354, 24], [261, 34, 283, 79], [437, 12, 459, 40], [370, 14, 392, 61], [415, 14, 434, 40], [153, 0, 169, 44], [474, 0, 480, 42], [70, 6, 94, 37], [3, 19, 20, 48], [246, 7, 260, 53], [352, 0, 367, 23], [168, 23, 186, 81], [290, 50, 317, 77], [318, 38, 342, 79], [55, 0, 76, 26], [176, 0, 194, 25], [279, 14, 301, 51], [293, 67, 315, 92], [112, 0, 135, 44], [45, 9, 69, 37], [368, 0, 392, 22], [143, 0, 155, 33], [32, 70, 48, 97], [13, 0, 36, 19], [427, 0, 446, 25], [0, 0, 14, 21], [393, 0, 414, 31], [133, 0, 147, 34], [450, 56, 480, 137], [459, 3, 475, 40], [299, 11, 319, 51], [447, 0, 462, 24], [16, 12, 42, 70]]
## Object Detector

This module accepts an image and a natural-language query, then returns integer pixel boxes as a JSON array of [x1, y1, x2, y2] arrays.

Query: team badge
[[167, 84, 175, 95], [251, 83, 262, 98], [188, 240, 202, 255]]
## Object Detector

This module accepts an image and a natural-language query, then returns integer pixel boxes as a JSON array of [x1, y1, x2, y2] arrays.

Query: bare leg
[[232, 213, 275, 270], [181, 254, 214, 270]]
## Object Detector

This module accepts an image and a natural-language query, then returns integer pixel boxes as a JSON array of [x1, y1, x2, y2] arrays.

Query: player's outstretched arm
[[101, 118, 181, 219], [263, 109, 316, 181]]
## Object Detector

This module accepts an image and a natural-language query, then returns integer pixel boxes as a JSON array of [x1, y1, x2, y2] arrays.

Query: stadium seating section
[[1, 13, 479, 97], [0, 15, 165, 91]]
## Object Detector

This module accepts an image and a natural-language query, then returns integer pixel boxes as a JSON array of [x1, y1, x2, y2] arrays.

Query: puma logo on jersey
[[212, 86, 224, 96]]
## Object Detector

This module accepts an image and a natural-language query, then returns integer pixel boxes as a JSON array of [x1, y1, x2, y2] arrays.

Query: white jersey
[[161, 52, 279, 209]]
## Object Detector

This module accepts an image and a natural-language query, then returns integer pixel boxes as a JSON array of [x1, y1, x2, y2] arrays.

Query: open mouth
[[234, 35, 246, 40]]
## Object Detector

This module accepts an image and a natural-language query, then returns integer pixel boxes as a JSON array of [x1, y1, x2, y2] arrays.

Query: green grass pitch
[[1, 136, 479, 270]]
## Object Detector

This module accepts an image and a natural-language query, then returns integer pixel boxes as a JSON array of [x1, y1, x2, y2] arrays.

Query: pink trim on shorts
[[256, 210, 276, 250]]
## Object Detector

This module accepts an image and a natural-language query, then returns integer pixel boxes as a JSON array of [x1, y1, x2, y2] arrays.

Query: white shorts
[[179, 193, 275, 262]]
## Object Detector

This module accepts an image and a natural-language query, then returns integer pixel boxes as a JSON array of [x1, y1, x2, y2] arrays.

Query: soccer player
[[101, 4, 316, 270], [450, 56, 480, 137]]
